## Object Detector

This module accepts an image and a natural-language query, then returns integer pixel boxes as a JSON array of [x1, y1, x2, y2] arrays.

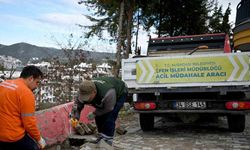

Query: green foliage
[[81, 0, 121, 41], [208, 1, 232, 34], [139, 0, 210, 36], [209, 2, 223, 33], [0, 64, 4, 72], [81, 0, 232, 38], [221, 4, 232, 34]]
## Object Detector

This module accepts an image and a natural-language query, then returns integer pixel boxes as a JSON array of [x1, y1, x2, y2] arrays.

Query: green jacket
[[72, 77, 127, 119], [92, 77, 127, 106]]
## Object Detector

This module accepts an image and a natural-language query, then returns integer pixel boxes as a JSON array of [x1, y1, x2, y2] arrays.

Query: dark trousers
[[95, 93, 127, 137], [0, 134, 39, 150]]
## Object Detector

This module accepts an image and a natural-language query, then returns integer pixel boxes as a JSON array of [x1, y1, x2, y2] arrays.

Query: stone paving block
[[114, 144, 129, 149], [117, 142, 131, 147], [126, 139, 138, 142], [134, 144, 143, 148], [203, 140, 218, 144], [234, 141, 249, 144], [218, 137, 233, 140], [142, 147, 153, 150], [233, 145, 250, 149]]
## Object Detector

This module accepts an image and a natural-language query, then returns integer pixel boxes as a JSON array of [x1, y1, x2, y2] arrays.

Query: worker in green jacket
[[71, 77, 128, 146]]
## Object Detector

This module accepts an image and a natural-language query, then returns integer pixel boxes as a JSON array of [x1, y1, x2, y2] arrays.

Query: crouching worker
[[0, 66, 46, 150], [70, 77, 128, 147]]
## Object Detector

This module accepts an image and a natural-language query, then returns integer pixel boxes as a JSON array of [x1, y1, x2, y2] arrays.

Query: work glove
[[87, 112, 95, 120], [38, 137, 46, 149], [70, 118, 79, 128]]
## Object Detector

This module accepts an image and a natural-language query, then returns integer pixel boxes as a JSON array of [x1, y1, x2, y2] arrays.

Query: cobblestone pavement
[[48, 113, 250, 150], [113, 114, 250, 150]]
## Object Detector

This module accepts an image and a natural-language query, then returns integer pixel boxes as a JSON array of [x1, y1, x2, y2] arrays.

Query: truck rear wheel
[[227, 114, 245, 132], [139, 114, 154, 131]]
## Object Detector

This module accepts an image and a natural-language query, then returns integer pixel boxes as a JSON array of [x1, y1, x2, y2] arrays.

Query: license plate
[[174, 101, 206, 109]]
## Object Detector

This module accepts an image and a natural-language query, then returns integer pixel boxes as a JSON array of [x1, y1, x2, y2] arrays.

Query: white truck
[[122, 33, 250, 132]]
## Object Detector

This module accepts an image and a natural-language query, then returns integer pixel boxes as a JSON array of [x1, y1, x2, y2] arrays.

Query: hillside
[[0, 44, 6, 48], [0, 42, 115, 64]]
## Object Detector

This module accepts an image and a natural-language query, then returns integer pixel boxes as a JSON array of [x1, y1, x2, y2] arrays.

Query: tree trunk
[[158, 0, 162, 37], [135, 4, 140, 55], [8, 66, 16, 79], [125, 0, 135, 59], [115, 0, 125, 77]]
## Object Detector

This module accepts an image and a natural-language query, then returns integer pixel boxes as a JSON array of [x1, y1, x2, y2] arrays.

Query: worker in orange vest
[[0, 66, 46, 150]]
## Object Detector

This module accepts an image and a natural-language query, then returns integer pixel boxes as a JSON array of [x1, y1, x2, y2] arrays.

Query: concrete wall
[[35, 102, 95, 146]]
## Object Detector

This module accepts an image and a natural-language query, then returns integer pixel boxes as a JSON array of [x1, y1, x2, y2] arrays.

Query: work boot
[[98, 133, 113, 145]]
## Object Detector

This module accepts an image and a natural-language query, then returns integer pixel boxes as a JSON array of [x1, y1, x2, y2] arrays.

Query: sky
[[0, 0, 241, 54]]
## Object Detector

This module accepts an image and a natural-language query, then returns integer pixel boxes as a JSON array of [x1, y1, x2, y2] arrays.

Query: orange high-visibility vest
[[0, 78, 41, 142]]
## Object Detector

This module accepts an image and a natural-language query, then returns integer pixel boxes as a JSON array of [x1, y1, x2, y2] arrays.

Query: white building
[[27, 61, 51, 69], [39, 85, 56, 103], [74, 62, 92, 71], [0, 55, 22, 69], [95, 63, 112, 76]]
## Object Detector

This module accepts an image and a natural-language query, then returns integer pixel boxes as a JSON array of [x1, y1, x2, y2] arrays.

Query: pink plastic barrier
[[35, 102, 95, 146]]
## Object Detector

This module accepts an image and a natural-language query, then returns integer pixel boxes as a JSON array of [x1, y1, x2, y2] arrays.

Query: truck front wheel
[[139, 114, 154, 131], [227, 114, 245, 132]]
